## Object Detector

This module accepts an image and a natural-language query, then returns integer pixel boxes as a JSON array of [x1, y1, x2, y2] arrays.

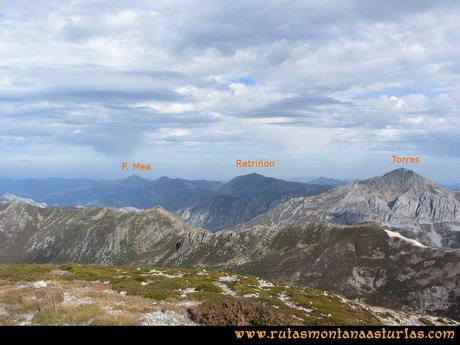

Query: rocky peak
[[381, 168, 427, 185], [359, 168, 439, 202], [238, 169, 460, 248]]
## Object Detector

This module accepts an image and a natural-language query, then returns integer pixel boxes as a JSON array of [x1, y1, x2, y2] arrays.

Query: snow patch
[[385, 230, 427, 248]]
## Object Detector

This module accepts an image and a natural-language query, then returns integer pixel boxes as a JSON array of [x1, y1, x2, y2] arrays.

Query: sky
[[1, 0, 460, 183]]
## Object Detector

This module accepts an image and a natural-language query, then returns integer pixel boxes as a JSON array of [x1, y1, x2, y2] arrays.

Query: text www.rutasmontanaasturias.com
[[234, 327, 456, 341]]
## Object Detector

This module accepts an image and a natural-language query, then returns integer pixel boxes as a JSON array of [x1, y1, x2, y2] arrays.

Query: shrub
[[188, 296, 301, 326]]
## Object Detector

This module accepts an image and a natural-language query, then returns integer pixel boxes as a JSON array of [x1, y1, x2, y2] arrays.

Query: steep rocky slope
[[0, 196, 189, 264], [239, 169, 460, 248], [0, 195, 458, 320], [1, 264, 456, 326]]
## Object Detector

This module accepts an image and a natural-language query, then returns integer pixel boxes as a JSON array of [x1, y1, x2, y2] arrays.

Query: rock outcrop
[[239, 169, 460, 248]]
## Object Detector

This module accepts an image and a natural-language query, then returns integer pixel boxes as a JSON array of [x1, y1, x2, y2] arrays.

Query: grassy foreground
[[0, 264, 455, 326]]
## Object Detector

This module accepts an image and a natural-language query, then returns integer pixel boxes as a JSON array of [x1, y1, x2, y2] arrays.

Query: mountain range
[[177, 173, 331, 231], [0, 174, 332, 231], [2, 170, 459, 240], [238, 169, 460, 248], [0, 175, 221, 210], [1, 168, 460, 322], [0, 193, 458, 320]]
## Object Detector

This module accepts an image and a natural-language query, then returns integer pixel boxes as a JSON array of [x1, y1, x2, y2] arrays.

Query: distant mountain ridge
[[291, 177, 348, 186], [2, 169, 458, 240], [238, 168, 460, 248], [177, 173, 332, 231], [0, 173, 332, 231], [0, 195, 458, 319], [0, 175, 223, 210]]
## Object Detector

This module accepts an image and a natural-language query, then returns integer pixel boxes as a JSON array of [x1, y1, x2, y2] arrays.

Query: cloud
[[247, 93, 346, 119], [0, 0, 459, 179]]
